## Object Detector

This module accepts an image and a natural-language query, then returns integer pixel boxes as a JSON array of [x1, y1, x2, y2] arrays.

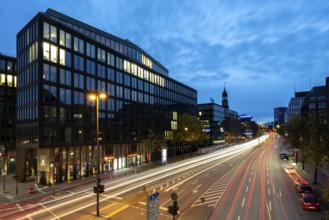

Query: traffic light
[[93, 186, 98, 193], [167, 205, 173, 214], [173, 200, 179, 215], [98, 184, 105, 193]]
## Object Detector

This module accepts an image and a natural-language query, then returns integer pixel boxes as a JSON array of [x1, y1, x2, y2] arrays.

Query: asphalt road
[[209, 137, 323, 220], [1, 137, 265, 220]]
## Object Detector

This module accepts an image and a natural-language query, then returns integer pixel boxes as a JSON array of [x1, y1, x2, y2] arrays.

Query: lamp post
[[89, 92, 107, 217]]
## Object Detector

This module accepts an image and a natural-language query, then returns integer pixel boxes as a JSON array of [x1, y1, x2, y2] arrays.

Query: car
[[284, 167, 295, 174], [295, 182, 313, 195], [280, 153, 287, 159], [281, 155, 289, 160], [299, 193, 320, 210]]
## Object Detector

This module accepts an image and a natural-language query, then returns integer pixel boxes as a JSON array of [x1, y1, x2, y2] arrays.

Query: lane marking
[[242, 197, 245, 207], [245, 186, 249, 193]]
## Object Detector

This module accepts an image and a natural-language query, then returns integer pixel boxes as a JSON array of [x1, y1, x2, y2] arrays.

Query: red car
[[299, 193, 321, 211]]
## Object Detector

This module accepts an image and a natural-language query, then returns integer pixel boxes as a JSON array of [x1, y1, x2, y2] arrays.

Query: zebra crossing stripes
[[192, 165, 239, 207]]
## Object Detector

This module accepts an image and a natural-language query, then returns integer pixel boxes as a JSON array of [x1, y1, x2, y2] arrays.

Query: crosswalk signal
[[93, 186, 98, 193], [167, 205, 173, 214], [173, 200, 179, 215], [99, 184, 105, 193]]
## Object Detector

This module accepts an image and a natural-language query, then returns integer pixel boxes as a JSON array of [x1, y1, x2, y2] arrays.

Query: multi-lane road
[[1, 135, 325, 220]]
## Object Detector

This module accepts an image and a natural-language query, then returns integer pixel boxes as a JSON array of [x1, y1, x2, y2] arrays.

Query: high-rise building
[[16, 9, 197, 184], [0, 53, 17, 173]]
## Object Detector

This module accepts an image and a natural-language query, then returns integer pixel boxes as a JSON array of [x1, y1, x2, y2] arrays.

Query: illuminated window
[[59, 30, 71, 48], [43, 42, 50, 60], [50, 25, 57, 42], [59, 49, 65, 65], [7, 75, 13, 87], [51, 45, 58, 63], [0, 74, 5, 86]]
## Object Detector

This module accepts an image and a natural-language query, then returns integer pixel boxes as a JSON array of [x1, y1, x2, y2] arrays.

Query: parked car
[[280, 153, 287, 159], [281, 154, 289, 160], [295, 182, 313, 195], [299, 193, 320, 210]]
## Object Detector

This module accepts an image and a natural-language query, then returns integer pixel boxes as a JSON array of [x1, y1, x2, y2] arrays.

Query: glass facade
[[0, 54, 17, 173], [16, 9, 197, 184]]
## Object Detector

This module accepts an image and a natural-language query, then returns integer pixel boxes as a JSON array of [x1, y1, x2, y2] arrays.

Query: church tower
[[222, 85, 229, 109]]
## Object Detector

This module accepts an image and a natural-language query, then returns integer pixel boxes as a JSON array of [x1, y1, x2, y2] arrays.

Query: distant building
[[197, 103, 225, 145], [301, 86, 326, 121], [0, 53, 17, 173], [16, 9, 197, 184], [286, 91, 308, 122], [197, 87, 241, 145], [240, 114, 253, 138], [274, 107, 286, 127]]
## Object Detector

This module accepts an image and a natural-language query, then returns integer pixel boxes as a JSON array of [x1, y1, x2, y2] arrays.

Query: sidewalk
[[0, 163, 155, 205]]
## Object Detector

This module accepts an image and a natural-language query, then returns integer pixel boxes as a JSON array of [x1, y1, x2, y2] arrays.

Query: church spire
[[222, 84, 229, 109]]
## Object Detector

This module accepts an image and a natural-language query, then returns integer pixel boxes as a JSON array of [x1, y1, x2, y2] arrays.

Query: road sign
[[149, 192, 160, 201], [147, 192, 160, 220]]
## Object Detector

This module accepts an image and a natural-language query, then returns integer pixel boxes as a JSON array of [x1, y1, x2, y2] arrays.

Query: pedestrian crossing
[[191, 164, 240, 208]]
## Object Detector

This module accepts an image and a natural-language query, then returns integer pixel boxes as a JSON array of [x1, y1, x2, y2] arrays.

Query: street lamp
[[89, 92, 107, 217]]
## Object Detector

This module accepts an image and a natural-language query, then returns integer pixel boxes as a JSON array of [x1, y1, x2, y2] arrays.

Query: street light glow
[[89, 93, 107, 101]]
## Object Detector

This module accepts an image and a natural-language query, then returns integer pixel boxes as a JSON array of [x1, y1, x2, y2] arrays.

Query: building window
[[59, 88, 72, 104], [59, 30, 71, 48], [74, 91, 84, 105], [43, 85, 57, 103], [74, 37, 84, 54], [59, 49, 71, 67], [43, 64, 57, 83], [7, 61, 13, 72], [7, 75, 13, 87], [43, 42, 58, 63], [86, 43, 95, 58], [74, 73, 84, 89], [0, 60, 5, 70], [74, 55, 84, 71], [97, 48, 106, 62], [107, 52, 115, 67], [43, 22, 57, 42], [0, 74, 6, 86], [60, 69, 71, 86], [86, 59, 96, 75]]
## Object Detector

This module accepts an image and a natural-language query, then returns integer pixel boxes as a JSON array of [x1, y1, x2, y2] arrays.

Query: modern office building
[[197, 87, 241, 145], [286, 91, 308, 122], [197, 103, 225, 145], [0, 53, 17, 173], [16, 9, 197, 184], [274, 107, 286, 127], [301, 86, 326, 120]]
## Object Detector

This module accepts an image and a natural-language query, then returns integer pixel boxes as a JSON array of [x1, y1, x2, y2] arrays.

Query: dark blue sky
[[1, 0, 328, 122]]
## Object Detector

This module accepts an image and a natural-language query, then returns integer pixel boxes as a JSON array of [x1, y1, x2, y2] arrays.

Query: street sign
[[147, 192, 160, 220], [149, 192, 160, 201]]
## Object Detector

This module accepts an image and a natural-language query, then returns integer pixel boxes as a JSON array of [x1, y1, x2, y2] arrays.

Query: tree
[[302, 114, 329, 184], [283, 115, 305, 167], [142, 129, 166, 165], [173, 113, 209, 153]]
